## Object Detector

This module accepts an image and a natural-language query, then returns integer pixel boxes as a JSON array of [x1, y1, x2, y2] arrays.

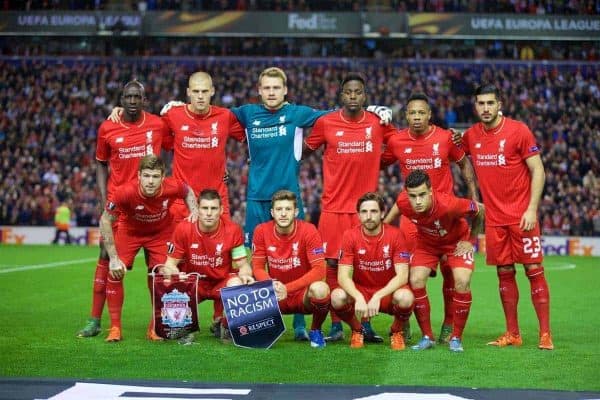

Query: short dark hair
[[405, 169, 431, 189], [474, 83, 501, 100], [407, 92, 430, 106], [340, 72, 366, 89], [272, 190, 297, 207], [356, 192, 385, 212], [198, 189, 221, 204], [138, 155, 165, 174], [123, 80, 145, 95]]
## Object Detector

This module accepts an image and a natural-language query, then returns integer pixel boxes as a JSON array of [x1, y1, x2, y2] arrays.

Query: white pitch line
[[475, 263, 576, 272], [0, 258, 97, 274]]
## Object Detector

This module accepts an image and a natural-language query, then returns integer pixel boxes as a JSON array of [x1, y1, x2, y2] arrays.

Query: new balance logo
[[191, 243, 199, 249], [181, 125, 189, 131], [475, 143, 482, 148], [404, 148, 412, 153], [135, 205, 144, 210], [268, 246, 276, 252], [252, 120, 261, 126], [335, 131, 344, 137], [358, 249, 366, 255], [279, 115, 286, 123], [116, 137, 124, 143]]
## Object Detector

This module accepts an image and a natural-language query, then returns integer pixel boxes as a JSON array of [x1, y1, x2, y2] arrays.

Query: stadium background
[[0, 2, 599, 399]]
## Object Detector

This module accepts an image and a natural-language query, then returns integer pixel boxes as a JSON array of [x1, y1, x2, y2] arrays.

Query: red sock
[[526, 266, 551, 333], [451, 291, 472, 339], [334, 303, 362, 332], [106, 278, 124, 329], [309, 294, 331, 331], [441, 263, 455, 326], [498, 268, 520, 335], [390, 304, 414, 333], [91, 259, 109, 319], [412, 287, 434, 339]]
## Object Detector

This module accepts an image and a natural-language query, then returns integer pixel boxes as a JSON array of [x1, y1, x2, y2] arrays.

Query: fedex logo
[[542, 237, 595, 256]]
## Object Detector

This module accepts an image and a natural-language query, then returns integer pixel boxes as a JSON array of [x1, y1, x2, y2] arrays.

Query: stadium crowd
[[2, 36, 598, 62], [0, 58, 598, 236], [5, 0, 599, 14]]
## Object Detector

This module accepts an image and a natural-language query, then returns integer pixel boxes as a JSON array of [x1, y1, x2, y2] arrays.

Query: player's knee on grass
[[308, 281, 330, 300], [393, 288, 414, 308], [330, 288, 349, 309]]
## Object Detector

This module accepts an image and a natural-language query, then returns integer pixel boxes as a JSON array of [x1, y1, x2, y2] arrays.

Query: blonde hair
[[259, 67, 287, 87]]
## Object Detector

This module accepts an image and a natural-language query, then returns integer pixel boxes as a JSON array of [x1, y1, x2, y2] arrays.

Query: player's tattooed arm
[[96, 161, 109, 211], [99, 211, 125, 279], [183, 187, 199, 223], [457, 157, 480, 202]]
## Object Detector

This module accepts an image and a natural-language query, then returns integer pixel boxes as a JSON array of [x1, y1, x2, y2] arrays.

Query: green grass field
[[0, 244, 599, 391]]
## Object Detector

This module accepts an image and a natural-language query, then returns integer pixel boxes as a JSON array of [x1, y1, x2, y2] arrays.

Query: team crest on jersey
[[215, 243, 224, 267], [146, 131, 153, 141], [383, 244, 390, 259], [432, 143, 440, 156], [278, 126, 286, 136], [498, 139, 506, 153], [211, 122, 218, 134], [365, 126, 372, 140], [292, 242, 301, 267], [161, 289, 193, 328]]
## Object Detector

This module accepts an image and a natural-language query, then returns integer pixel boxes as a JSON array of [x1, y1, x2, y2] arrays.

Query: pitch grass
[[0, 244, 599, 391]]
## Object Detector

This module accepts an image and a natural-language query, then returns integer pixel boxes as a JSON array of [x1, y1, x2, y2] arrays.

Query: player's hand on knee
[[109, 257, 126, 280], [366, 105, 393, 125], [454, 240, 474, 256], [354, 297, 368, 319], [108, 107, 123, 123], [160, 100, 185, 116]]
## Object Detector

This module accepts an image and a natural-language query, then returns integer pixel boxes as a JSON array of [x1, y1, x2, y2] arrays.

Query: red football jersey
[[305, 110, 397, 213], [252, 220, 325, 291], [339, 224, 409, 290], [463, 117, 540, 226], [162, 105, 245, 200], [168, 218, 246, 281], [396, 190, 478, 247], [106, 177, 187, 236], [382, 125, 465, 194], [96, 111, 168, 199]]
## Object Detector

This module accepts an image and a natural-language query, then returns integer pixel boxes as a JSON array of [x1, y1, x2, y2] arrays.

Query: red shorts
[[399, 215, 418, 252], [411, 243, 475, 272], [485, 224, 544, 266], [318, 211, 359, 259], [278, 289, 309, 315], [170, 199, 231, 225], [115, 229, 172, 269], [197, 273, 238, 302], [354, 284, 411, 314]]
